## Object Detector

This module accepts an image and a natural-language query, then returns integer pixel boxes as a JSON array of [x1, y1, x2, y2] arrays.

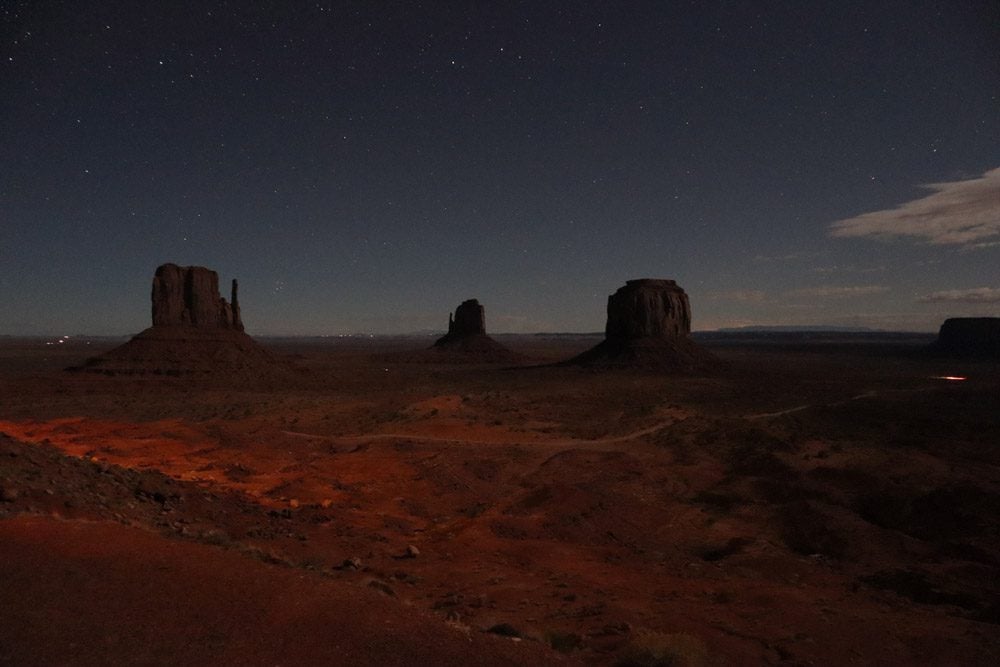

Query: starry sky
[[3, 1, 998, 335]]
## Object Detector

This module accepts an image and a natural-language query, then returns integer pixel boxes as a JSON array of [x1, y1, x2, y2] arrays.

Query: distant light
[[934, 376, 967, 382]]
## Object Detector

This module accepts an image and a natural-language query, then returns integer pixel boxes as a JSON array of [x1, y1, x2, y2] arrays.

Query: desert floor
[[1, 334, 998, 666]]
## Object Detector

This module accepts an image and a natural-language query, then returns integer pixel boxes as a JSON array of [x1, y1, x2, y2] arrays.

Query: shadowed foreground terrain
[[1, 333, 998, 665]]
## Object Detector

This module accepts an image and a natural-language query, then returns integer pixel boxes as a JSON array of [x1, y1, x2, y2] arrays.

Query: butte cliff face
[[71, 264, 279, 378], [446, 299, 486, 337], [930, 317, 1000, 358], [605, 279, 691, 341], [430, 299, 520, 363], [152, 263, 243, 331], [572, 278, 713, 370]]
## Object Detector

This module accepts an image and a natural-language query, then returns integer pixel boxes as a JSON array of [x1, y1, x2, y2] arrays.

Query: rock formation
[[151, 264, 244, 331], [571, 279, 714, 370], [71, 263, 281, 378], [445, 299, 486, 337], [929, 317, 1000, 358], [429, 299, 521, 363], [605, 279, 691, 340]]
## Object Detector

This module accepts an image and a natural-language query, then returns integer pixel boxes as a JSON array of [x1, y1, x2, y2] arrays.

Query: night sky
[[3, 1, 998, 335]]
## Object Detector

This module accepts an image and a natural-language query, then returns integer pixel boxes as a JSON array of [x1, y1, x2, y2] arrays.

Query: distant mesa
[[70, 263, 282, 377], [929, 317, 1000, 359], [429, 299, 521, 363], [571, 278, 715, 370]]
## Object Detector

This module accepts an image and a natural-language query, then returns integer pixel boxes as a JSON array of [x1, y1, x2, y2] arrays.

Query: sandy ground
[[1, 334, 998, 665]]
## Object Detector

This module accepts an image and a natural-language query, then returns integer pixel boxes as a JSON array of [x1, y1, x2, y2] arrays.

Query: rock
[[151, 264, 243, 331], [0, 487, 19, 502], [367, 579, 396, 596], [404, 544, 420, 558], [571, 278, 714, 371], [930, 317, 1000, 358], [448, 299, 486, 337], [68, 263, 286, 378], [428, 299, 522, 364], [605, 279, 691, 340], [342, 556, 363, 570], [547, 632, 583, 653], [486, 623, 522, 638]]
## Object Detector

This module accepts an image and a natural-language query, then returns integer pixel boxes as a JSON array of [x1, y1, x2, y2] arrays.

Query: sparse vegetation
[[1, 335, 998, 664], [616, 629, 709, 667]]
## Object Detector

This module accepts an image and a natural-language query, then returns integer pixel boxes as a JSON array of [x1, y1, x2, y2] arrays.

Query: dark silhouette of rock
[[571, 279, 714, 370], [151, 264, 243, 331], [70, 263, 282, 378], [446, 299, 486, 337], [929, 318, 1000, 358], [429, 299, 522, 363], [605, 279, 691, 340]]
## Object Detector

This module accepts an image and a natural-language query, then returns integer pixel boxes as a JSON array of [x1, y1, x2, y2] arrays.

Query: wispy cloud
[[708, 289, 767, 302], [829, 167, 1000, 246], [753, 251, 821, 263], [917, 287, 1000, 304], [812, 264, 886, 274], [787, 285, 889, 298]]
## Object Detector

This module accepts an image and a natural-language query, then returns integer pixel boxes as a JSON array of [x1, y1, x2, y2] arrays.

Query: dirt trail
[[283, 415, 686, 451], [746, 390, 879, 420]]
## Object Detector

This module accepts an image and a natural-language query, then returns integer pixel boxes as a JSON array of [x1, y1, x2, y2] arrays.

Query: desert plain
[[1, 333, 998, 665]]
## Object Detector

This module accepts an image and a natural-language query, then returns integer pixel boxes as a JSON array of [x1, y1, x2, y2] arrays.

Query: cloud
[[917, 287, 1000, 304], [812, 264, 886, 274], [787, 285, 889, 298], [829, 167, 1000, 246], [753, 251, 821, 262], [708, 289, 767, 302]]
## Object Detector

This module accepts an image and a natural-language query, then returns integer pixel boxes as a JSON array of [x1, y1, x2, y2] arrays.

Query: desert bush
[[616, 628, 709, 667], [860, 569, 980, 610], [691, 489, 745, 513], [855, 487, 911, 530], [545, 631, 583, 653], [778, 500, 848, 558]]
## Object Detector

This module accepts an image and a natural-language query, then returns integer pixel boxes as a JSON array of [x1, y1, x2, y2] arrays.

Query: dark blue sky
[[3, 1, 998, 334]]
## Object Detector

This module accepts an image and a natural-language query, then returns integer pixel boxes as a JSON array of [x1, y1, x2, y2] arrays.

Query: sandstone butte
[[431, 299, 521, 363], [70, 263, 280, 378], [572, 278, 715, 371], [929, 317, 1000, 358]]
